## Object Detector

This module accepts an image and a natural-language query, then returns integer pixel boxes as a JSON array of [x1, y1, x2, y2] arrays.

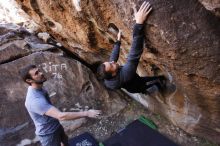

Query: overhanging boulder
[[11, 0, 220, 143]]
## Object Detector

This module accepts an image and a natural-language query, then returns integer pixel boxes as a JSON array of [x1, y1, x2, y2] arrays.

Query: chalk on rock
[[37, 32, 50, 42], [72, 0, 81, 11], [56, 42, 62, 47], [17, 139, 31, 146]]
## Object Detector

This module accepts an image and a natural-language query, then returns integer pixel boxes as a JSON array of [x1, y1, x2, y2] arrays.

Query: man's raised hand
[[135, 1, 152, 24]]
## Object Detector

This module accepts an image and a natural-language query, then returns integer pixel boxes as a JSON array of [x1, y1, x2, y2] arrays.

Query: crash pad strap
[[138, 115, 158, 130]]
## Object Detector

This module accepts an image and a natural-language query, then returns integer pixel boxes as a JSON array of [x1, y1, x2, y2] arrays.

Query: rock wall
[[9, 0, 220, 143], [199, 0, 220, 17]]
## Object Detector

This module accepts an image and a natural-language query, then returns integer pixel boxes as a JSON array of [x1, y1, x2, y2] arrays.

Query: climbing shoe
[[146, 85, 166, 103], [160, 82, 176, 97]]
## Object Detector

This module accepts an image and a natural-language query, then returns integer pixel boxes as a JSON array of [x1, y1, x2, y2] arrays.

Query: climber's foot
[[146, 85, 166, 103], [160, 81, 176, 97]]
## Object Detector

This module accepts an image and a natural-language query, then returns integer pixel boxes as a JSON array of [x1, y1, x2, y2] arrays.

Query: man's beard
[[33, 77, 47, 84]]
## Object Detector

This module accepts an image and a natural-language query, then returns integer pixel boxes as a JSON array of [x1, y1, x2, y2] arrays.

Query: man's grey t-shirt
[[25, 86, 60, 136]]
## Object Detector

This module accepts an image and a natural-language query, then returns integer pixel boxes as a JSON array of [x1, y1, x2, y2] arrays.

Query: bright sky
[[0, 0, 29, 24]]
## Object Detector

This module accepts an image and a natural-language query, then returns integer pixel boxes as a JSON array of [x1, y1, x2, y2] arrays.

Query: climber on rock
[[97, 2, 174, 98], [19, 65, 101, 146]]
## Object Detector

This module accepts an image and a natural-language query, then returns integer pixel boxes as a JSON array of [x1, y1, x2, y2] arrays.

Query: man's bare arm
[[45, 106, 101, 121]]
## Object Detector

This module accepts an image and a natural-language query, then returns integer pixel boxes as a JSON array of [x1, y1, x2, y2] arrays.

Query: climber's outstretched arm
[[121, 2, 152, 82], [109, 30, 122, 62]]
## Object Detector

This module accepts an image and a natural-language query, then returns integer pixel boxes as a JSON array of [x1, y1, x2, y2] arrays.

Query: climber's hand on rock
[[117, 29, 122, 41], [86, 109, 102, 118], [135, 1, 152, 24]]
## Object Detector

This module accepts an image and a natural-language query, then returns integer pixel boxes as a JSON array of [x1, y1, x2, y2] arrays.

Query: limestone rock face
[[0, 0, 29, 23], [0, 25, 127, 146], [199, 0, 220, 17], [12, 0, 220, 143], [0, 23, 55, 64]]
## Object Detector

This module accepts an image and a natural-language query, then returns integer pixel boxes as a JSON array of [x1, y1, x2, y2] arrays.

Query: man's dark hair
[[19, 64, 37, 85], [96, 63, 112, 80]]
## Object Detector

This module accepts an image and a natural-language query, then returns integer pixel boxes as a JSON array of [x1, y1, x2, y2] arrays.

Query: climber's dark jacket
[[104, 24, 148, 93]]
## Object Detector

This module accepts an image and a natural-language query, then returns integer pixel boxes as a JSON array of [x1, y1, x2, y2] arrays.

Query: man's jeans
[[38, 125, 69, 146]]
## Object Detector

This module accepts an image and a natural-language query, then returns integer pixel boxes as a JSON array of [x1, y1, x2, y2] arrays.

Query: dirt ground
[[72, 97, 219, 146]]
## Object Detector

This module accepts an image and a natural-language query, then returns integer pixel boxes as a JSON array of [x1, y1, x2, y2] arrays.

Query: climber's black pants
[[123, 75, 165, 94]]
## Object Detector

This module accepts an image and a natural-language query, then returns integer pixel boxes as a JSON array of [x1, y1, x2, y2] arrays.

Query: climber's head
[[97, 61, 119, 80]]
